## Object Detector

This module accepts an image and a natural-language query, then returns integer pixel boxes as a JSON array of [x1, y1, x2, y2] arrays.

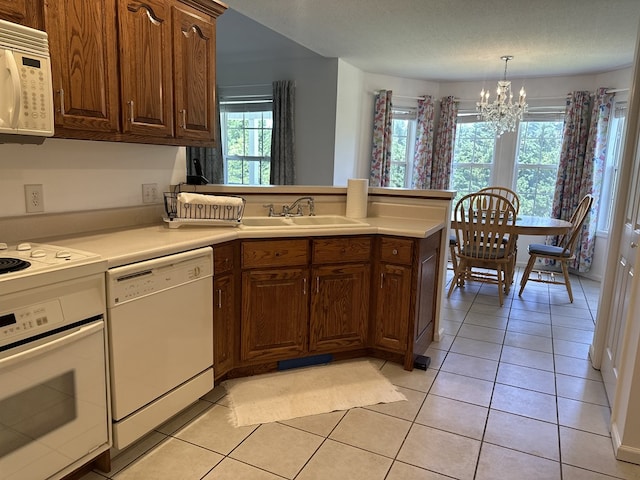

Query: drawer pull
[[303, 277, 307, 295], [380, 273, 384, 288], [217, 289, 222, 308], [316, 276, 320, 293], [392, 249, 398, 255]]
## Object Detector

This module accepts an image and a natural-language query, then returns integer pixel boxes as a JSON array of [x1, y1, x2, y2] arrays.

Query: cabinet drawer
[[379, 237, 414, 265], [214, 243, 235, 274], [312, 237, 372, 264], [242, 240, 309, 268]]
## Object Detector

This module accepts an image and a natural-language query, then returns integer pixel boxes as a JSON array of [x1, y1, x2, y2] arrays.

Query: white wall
[[0, 139, 184, 217], [333, 60, 364, 186]]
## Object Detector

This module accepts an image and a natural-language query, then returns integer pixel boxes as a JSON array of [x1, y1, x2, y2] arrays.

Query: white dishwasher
[[106, 247, 213, 450]]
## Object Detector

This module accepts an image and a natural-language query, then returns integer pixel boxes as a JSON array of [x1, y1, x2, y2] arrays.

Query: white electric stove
[[0, 241, 111, 480], [0, 241, 106, 295]]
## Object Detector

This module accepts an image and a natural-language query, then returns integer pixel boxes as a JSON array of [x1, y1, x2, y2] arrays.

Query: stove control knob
[[0, 242, 7, 250], [31, 249, 46, 258], [56, 250, 72, 259], [17, 243, 31, 251]]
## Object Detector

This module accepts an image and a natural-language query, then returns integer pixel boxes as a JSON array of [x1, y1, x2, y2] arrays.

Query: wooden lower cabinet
[[241, 267, 309, 362], [212, 242, 237, 380], [310, 263, 370, 352], [372, 233, 441, 369], [373, 262, 412, 351], [218, 232, 441, 378]]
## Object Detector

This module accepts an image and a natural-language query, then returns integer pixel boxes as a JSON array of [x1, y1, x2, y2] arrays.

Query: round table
[[451, 215, 572, 236]]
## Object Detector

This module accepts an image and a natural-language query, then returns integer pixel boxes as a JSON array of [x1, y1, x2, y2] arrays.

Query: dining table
[[450, 214, 573, 236]]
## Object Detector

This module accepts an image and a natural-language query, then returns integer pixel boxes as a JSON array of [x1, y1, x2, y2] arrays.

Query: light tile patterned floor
[[82, 268, 640, 480]]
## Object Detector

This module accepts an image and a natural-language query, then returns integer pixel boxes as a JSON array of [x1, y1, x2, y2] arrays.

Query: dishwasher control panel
[[106, 247, 213, 307]]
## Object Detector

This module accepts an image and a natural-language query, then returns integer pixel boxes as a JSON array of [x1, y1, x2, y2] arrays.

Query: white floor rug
[[223, 360, 407, 427]]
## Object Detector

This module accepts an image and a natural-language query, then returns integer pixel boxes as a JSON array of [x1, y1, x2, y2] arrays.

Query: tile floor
[[81, 268, 640, 480]]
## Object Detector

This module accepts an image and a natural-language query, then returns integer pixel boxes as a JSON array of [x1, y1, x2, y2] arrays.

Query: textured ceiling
[[221, 0, 640, 82]]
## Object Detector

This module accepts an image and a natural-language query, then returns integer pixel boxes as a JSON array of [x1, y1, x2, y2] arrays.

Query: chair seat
[[528, 243, 572, 257]]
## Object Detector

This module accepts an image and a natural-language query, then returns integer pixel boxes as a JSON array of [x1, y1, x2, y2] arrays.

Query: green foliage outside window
[[390, 117, 410, 187], [223, 110, 272, 185], [515, 121, 563, 216], [451, 122, 496, 203]]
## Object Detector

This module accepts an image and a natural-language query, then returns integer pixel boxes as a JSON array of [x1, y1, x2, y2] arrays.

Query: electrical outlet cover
[[25, 184, 44, 213]]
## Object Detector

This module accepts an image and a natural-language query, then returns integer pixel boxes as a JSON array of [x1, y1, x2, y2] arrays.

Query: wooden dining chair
[[518, 194, 594, 303], [478, 186, 521, 278], [477, 186, 521, 215], [448, 192, 518, 306]]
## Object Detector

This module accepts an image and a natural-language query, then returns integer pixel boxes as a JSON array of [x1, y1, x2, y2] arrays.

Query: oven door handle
[[0, 321, 104, 370]]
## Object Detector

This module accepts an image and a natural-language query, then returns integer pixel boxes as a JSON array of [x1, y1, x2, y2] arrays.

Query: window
[[389, 107, 416, 187], [451, 122, 496, 203], [514, 121, 563, 216], [598, 102, 626, 232], [220, 101, 272, 185]]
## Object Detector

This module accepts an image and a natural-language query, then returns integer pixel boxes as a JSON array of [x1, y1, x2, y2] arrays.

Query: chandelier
[[477, 55, 528, 137]]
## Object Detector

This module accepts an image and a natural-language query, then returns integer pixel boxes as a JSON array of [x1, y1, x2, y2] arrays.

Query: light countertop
[[48, 216, 445, 268]]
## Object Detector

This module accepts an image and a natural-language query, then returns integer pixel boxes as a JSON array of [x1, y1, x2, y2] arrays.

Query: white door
[[600, 129, 640, 404]]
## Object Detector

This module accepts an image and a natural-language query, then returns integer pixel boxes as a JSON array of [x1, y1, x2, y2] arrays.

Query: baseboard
[[611, 421, 640, 465]]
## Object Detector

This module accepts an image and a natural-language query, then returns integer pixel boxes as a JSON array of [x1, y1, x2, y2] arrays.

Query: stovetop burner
[[0, 258, 31, 274]]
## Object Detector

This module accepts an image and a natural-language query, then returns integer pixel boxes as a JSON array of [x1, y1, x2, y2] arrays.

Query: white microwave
[[0, 19, 54, 144]]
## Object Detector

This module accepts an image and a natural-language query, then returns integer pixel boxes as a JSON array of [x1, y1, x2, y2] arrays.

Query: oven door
[[0, 319, 109, 480]]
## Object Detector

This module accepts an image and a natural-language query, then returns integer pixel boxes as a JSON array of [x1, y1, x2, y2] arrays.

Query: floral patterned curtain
[[369, 90, 393, 187], [270, 80, 296, 185], [550, 88, 614, 272], [431, 96, 458, 189], [411, 96, 435, 189]]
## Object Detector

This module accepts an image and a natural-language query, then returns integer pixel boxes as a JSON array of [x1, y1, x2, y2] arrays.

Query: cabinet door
[[172, 4, 216, 142], [0, 0, 43, 29], [310, 263, 369, 352], [45, 0, 120, 133], [118, 0, 174, 137], [414, 236, 439, 353], [213, 273, 234, 380], [241, 268, 308, 362], [373, 263, 411, 352]]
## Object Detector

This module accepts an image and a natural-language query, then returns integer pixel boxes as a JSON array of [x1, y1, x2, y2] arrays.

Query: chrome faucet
[[264, 196, 315, 217]]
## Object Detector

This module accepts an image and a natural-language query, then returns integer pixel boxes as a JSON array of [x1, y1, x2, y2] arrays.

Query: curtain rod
[[377, 88, 629, 103]]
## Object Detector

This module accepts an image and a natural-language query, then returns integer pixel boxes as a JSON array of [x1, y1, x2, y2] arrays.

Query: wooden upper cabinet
[[118, 0, 174, 138], [0, 0, 43, 29], [172, 3, 215, 142], [45, 0, 120, 133]]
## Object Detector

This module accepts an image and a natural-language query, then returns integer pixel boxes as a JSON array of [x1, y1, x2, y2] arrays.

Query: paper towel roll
[[345, 178, 369, 218]]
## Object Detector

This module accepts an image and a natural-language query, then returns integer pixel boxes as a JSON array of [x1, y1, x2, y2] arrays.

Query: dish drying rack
[[163, 192, 246, 228]]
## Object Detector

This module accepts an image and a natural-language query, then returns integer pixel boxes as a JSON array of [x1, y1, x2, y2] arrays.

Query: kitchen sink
[[289, 215, 365, 226], [241, 215, 367, 228], [241, 217, 293, 227]]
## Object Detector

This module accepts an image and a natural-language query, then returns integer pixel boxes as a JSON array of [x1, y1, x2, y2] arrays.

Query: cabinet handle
[[380, 273, 384, 288], [316, 276, 320, 293], [217, 289, 222, 308], [392, 249, 398, 255], [303, 277, 307, 295], [58, 88, 65, 115], [128, 100, 134, 123], [180, 109, 187, 128]]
